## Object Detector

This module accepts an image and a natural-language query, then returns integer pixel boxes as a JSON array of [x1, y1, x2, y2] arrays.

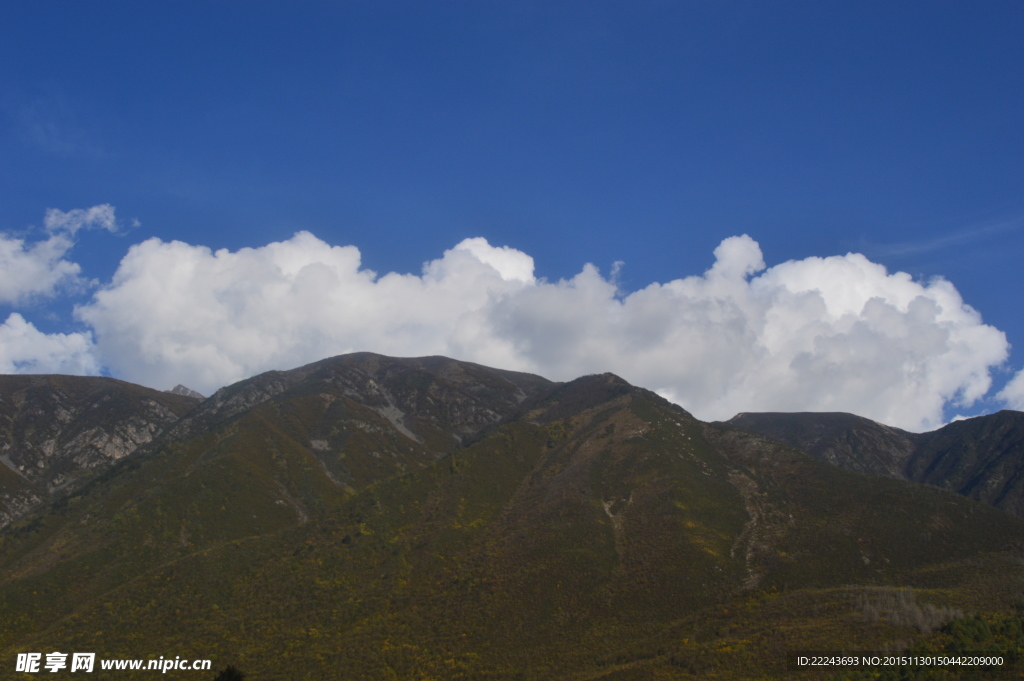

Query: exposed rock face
[[724, 410, 1024, 518], [0, 465, 41, 531], [0, 375, 199, 528]]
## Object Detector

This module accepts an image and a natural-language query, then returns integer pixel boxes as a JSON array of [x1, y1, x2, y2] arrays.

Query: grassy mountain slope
[[2, 363, 1022, 679]]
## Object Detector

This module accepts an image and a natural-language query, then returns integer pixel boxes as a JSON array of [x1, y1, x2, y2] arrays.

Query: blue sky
[[1, 1, 1022, 430]]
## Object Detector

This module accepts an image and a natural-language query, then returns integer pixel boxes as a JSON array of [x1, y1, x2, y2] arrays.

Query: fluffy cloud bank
[[64, 230, 1009, 431], [0, 205, 1014, 430]]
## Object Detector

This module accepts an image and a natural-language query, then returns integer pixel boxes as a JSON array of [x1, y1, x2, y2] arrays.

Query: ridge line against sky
[[2, 3, 1023, 431], [1, 205, 1021, 433]]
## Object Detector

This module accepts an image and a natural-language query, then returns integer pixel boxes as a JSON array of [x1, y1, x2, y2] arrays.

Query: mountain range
[[1, 354, 1022, 680], [725, 410, 1024, 519]]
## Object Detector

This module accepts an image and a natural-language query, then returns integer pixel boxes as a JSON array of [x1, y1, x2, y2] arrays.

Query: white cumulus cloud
[[0, 313, 99, 375], [72, 231, 1009, 431], [0, 204, 119, 304], [476, 235, 1008, 431], [75, 234, 532, 393]]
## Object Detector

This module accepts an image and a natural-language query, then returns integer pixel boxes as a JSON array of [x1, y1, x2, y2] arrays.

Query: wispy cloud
[[2, 88, 105, 158], [44, 205, 119, 235], [860, 216, 1023, 260]]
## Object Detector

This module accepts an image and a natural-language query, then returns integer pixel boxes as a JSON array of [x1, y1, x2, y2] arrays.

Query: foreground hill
[[1, 356, 1022, 679], [726, 410, 1024, 518], [0, 375, 200, 529]]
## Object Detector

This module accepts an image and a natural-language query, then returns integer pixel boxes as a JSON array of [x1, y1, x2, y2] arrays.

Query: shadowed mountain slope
[[1, 358, 1022, 679], [725, 410, 1024, 519], [909, 410, 1024, 517]]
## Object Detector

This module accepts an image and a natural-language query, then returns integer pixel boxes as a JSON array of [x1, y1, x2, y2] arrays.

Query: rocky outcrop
[[0, 375, 200, 528]]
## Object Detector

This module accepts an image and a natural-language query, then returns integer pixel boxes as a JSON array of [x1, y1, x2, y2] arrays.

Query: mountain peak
[[166, 384, 205, 399]]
